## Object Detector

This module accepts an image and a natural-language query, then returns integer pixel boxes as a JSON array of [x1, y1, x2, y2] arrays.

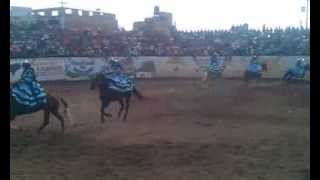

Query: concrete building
[[133, 6, 174, 35], [10, 6, 35, 24], [31, 7, 119, 32]]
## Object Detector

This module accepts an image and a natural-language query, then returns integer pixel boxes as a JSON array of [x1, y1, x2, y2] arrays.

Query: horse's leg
[[283, 71, 290, 80], [284, 70, 294, 82], [244, 72, 250, 88], [100, 99, 112, 123], [51, 110, 65, 133], [38, 110, 50, 134], [201, 72, 209, 88], [209, 76, 215, 90], [117, 99, 124, 119], [201, 72, 207, 83], [10, 104, 22, 130], [123, 95, 131, 121], [46, 96, 65, 133]]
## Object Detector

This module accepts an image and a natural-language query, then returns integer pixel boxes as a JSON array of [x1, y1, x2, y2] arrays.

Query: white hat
[[110, 58, 118, 62], [23, 59, 30, 64]]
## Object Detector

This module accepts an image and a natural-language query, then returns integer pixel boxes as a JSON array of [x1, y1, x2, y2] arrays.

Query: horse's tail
[[60, 97, 75, 126], [133, 87, 144, 100]]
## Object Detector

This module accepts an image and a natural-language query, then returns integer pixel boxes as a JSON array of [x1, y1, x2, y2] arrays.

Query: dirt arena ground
[[10, 79, 310, 180]]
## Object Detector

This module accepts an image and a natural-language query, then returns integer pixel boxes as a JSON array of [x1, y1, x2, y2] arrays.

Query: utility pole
[[58, 0, 67, 30], [59, 0, 67, 8]]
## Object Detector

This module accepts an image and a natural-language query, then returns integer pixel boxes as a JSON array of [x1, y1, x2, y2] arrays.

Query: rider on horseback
[[109, 58, 124, 74], [246, 55, 262, 76], [292, 58, 307, 76], [102, 58, 134, 92], [206, 52, 225, 77], [12, 60, 47, 112], [283, 58, 309, 80], [201, 52, 225, 86]]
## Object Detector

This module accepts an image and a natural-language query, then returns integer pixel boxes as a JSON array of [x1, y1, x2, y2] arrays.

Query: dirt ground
[[10, 79, 310, 180]]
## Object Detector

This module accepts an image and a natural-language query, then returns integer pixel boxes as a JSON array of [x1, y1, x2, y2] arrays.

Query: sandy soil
[[10, 79, 310, 180]]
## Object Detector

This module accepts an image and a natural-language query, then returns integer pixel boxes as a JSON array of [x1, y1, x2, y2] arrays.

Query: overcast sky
[[10, 0, 310, 30]]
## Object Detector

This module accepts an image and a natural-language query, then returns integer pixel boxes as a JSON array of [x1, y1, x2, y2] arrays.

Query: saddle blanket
[[207, 64, 223, 74], [104, 73, 134, 92], [11, 81, 48, 112], [291, 67, 306, 77], [247, 63, 262, 73]]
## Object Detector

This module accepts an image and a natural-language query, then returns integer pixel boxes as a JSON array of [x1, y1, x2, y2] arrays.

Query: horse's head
[[90, 73, 105, 90]]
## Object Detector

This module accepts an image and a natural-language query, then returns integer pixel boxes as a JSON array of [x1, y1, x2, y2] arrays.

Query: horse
[[10, 84, 74, 134], [90, 73, 143, 123], [283, 63, 310, 82], [244, 62, 268, 83]]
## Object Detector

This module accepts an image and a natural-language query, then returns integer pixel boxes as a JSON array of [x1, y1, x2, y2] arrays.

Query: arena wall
[[10, 56, 310, 82]]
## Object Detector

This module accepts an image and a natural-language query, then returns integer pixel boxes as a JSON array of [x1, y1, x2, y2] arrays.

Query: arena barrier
[[10, 56, 310, 82]]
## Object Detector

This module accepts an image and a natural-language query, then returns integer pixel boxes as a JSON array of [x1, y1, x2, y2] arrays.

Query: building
[[10, 6, 35, 24], [133, 6, 174, 35], [31, 7, 119, 32]]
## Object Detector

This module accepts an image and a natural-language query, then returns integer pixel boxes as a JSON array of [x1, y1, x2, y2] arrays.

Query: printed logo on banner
[[65, 58, 96, 78]]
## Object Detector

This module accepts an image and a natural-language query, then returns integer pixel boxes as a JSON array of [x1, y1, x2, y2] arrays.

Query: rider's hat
[[23, 59, 30, 64], [110, 58, 119, 63], [22, 59, 31, 68]]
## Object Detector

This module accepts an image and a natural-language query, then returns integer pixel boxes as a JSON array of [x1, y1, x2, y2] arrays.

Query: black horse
[[10, 86, 73, 133], [90, 73, 143, 123]]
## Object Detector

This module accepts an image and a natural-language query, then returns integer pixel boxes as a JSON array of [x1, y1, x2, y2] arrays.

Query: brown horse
[[10, 88, 74, 134]]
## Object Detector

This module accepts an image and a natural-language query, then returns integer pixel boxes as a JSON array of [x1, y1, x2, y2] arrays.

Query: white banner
[[32, 58, 65, 81]]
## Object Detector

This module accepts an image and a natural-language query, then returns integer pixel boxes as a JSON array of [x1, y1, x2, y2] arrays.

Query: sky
[[10, 0, 310, 30]]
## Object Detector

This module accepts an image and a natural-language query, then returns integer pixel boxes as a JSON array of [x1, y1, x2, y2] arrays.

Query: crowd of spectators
[[10, 21, 309, 58]]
